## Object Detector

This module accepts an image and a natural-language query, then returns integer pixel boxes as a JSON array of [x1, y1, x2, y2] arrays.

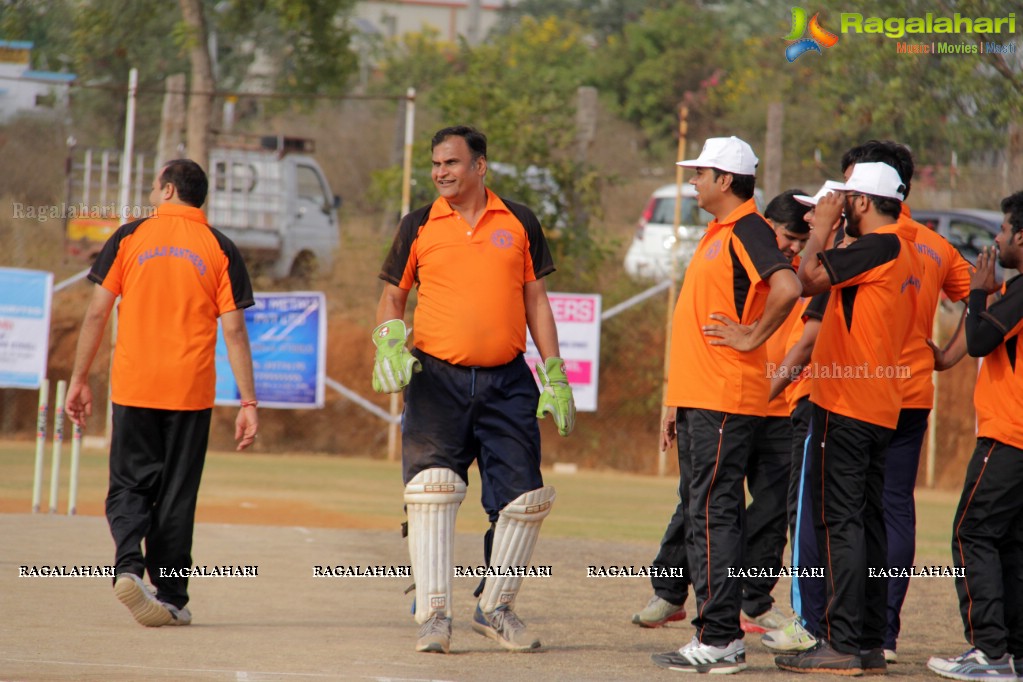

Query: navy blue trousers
[[790, 398, 825, 635], [882, 408, 930, 651], [401, 349, 543, 520]]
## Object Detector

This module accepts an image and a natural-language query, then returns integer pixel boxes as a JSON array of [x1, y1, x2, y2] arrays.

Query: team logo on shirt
[[901, 274, 922, 293], [491, 229, 514, 249], [784, 7, 839, 62], [704, 240, 722, 260]]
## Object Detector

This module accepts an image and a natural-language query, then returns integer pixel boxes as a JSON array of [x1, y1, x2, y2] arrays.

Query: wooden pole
[[388, 87, 416, 462], [658, 103, 688, 477], [157, 74, 186, 166], [764, 101, 783, 201]]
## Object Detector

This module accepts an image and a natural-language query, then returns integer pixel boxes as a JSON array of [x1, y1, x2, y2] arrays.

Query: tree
[[178, 0, 214, 168], [0, 0, 75, 72], [215, 0, 359, 96], [369, 26, 458, 96], [495, 0, 674, 41], [372, 16, 608, 280], [589, 2, 727, 155]]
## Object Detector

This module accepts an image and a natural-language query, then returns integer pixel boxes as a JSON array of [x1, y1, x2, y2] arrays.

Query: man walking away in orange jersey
[[66, 159, 258, 628]]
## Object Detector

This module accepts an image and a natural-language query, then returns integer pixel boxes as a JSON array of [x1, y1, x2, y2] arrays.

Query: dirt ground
[[3, 511, 971, 682], [1, 517, 973, 682]]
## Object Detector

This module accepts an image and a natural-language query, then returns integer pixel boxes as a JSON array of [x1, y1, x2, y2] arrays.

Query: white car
[[623, 183, 762, 281]]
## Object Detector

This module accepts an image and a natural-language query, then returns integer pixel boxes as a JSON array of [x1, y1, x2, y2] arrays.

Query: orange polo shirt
[[379, 190, 555, 367], [809, 222, 920, 429], [667, 199, 794, 415], [897, 207, 973, 408], [89, 204, 254, 410], [973, 276, 1023, 450]]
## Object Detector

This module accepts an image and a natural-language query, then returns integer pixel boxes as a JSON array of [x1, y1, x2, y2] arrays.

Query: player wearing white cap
[[775, 162, 921, 676], [651, 137, 801, 674]]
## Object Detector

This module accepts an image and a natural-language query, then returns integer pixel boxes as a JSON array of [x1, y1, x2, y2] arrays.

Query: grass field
[[0, 439, 964, 561]]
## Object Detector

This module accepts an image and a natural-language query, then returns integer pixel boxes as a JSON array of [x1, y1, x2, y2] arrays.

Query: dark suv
[[910, 209, 1002, 265]]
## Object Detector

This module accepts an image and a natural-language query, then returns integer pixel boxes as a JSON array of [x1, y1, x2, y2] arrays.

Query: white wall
[[353, 0, 514, 43]]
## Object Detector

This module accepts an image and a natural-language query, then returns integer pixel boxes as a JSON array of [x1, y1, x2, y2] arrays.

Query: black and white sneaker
[[927, 648, 1016, 680], [652, 636, 747, 674]]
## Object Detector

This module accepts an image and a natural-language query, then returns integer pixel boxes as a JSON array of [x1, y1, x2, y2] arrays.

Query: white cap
[[832, 162, 906, 201], [794, 180, 846, 207], [678, 136, 758, 175]]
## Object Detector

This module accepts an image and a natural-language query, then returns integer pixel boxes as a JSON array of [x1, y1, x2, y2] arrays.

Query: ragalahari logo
[[784, 7, 839, 61]]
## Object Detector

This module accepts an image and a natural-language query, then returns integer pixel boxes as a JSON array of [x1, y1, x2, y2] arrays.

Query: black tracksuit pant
[[682, 408, 760, 646], [741, 415, 793, 618], [107, 403, 211, 609], [650, 409, 692, 606], [807, 403, 893, 655], [951, 437, 1023, 660]]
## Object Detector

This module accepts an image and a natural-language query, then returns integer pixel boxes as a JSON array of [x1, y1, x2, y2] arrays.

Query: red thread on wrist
[[240, 400, 258, 408]]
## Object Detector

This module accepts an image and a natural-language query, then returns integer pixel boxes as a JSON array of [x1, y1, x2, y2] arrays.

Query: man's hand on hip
[[371, 319, 421, 393], [536, 357, 575, 436]]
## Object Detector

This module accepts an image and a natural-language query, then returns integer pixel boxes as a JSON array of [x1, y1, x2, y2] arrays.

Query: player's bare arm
[[768, 317, 820, 400], [798, 192, 844, 296], [523, 278, 560, 360], [703, 268, 800, 352], [222, 309, 258, 451], [376, 283, 410, 325], [65, 284, 117, 427], [927, 306, 968, 371]]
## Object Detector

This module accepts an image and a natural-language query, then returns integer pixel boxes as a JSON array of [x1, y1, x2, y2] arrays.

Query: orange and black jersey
[[667, 199, 795, 415], [379, 191, 554, 367], [810, 224, 919, 429], [898, 208, 973, 408], [89, 204, 254, 411], [967, 275, 1023, 450]]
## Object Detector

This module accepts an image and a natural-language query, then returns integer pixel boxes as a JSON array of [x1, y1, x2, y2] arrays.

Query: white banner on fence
[[0, 268, 53, 389], [526, 292, 601, 412]]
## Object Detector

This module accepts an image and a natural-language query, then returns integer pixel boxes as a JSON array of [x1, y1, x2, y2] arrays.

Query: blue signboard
[[215, 291, 326, 409]]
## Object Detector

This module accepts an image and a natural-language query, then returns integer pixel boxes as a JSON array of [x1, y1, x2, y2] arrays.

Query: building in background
[[0, 40, 75, 122], [353, 0, 514, 44]]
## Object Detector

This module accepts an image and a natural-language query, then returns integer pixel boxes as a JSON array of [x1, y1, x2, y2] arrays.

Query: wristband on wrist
[[240, 400, 258, 408]]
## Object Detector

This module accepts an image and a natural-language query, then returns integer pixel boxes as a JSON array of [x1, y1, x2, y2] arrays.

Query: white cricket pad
[[404, 468, 467, 623], [478, 485, 555, 613]]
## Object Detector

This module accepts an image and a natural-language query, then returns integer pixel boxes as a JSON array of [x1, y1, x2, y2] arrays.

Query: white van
[[623, 183, 763, 281], [207, 137, 340, 279], [66, 135, 341, 280]]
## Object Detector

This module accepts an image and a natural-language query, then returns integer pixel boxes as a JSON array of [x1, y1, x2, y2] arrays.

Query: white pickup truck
[[66, 135, 341, 279]]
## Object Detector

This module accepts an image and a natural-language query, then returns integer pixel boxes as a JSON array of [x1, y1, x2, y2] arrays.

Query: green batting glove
[[371, 320, 421, 393], [536, 357, 576, 436]]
